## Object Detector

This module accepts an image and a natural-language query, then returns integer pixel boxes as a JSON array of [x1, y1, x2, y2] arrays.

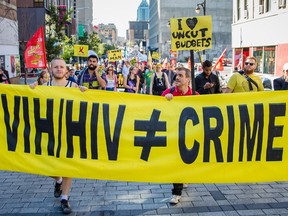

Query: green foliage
[[78, 31, 101, 54], [45, 5, 73, 62], [97, 43, 116, 57]]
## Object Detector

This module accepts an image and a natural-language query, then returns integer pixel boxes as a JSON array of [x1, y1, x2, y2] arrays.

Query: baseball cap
[[88, 50, 99, 61], [283, 63, 288, 71]]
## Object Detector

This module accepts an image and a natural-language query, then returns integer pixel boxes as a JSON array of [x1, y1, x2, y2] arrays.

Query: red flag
[[24, 26, 47, 68], [213, 48, 226, 71]]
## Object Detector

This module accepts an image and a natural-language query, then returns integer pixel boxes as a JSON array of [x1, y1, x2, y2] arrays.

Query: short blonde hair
[[246, 56, 257, 65]]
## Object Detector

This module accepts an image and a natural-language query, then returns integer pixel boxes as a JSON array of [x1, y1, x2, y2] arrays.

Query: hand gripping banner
[[1, 85, 288, 183]]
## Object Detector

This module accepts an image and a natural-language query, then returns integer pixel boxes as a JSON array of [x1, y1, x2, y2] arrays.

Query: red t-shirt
[[161, 86, 199, 96]]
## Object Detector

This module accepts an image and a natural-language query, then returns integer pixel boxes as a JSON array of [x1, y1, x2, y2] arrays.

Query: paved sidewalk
[[1, 171, 288, 215]]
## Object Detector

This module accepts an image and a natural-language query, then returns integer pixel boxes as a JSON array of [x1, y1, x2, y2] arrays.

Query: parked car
[[260, 75, 277, 91], [222, 72, 277, 91]]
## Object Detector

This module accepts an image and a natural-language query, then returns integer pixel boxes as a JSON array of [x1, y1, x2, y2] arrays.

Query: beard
[[88, 64, 97, 70], [244, 68, 254, 75]]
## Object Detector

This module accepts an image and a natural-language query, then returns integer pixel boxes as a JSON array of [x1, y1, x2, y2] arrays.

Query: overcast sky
[[93, 0, 142, 37]]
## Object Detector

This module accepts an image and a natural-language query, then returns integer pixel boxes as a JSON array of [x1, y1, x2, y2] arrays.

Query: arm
[[135, 76, 140, 93], [164, 73, 170, 89], [223, 87, 233, 93], [71, 82, 87, 92], [143, 75, 147, 92], [162, 89, 173, 101], [29, 81, 38, 89], [123, 76, 131, 91], [95, 66, 106, 88], [150, 73, 155, 95], [114, 75, 118, 91]]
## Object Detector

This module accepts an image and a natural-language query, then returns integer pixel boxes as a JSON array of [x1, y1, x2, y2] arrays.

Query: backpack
[[153, 72, 166, 91]]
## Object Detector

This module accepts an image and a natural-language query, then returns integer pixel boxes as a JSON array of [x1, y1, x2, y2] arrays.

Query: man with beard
[[78, 50, 107, 89], [195, 60, 221, 94], [224, 56, 264, 93], [30, 58, 87, 214], [161, 67, 199, 205]]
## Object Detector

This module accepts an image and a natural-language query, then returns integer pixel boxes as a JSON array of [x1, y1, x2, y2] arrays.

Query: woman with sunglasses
[[105, 66, 117, 91]]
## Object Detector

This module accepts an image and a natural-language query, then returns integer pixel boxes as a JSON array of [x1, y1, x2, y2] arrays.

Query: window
[[237, 0, 241, 20], [34, 0, 44, 7], [266, 0, 271, 12], [263, 46, 275, 74], [253, 47, 263, 73]]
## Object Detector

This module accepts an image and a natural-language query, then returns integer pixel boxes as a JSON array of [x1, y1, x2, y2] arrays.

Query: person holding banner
[[161, 67, 199, 204], [195, 60, 222, 94], [30, 58, 87, 214], [273, 63, 288, 90], [123, 66, 140, 93], [77, 50, 107, 89], [224, 56, 264, 93]]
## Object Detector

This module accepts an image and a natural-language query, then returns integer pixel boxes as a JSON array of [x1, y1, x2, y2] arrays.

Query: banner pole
[[190, 50, 196, 95]]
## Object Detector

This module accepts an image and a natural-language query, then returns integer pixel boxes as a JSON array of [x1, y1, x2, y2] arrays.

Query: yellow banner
[[74, 45, 89, 57], [152, 52, 160, 60], [108, 50, 122, 62], [170, 16, 212, 51], [1, 85, 288, 183]]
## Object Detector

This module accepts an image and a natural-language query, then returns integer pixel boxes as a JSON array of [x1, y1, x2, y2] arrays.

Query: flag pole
[[190, 50, 196, 95]]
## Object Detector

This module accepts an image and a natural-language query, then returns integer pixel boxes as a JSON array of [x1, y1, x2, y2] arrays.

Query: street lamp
[[195, 0, 206, 15], [195, 0, 206, 61]]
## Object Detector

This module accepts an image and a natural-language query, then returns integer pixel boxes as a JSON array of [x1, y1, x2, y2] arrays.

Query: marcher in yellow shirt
[[224, 56, 264, 93]]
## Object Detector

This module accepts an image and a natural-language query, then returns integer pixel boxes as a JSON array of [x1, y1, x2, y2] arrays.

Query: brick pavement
[[1, 171, 288, 215]]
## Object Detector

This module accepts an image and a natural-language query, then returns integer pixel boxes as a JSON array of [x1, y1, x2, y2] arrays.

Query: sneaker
[[61, 199, 72, 214], [54, 182, 62, 198], [183, 183, 188, 188], [169, 195, 181, 204]]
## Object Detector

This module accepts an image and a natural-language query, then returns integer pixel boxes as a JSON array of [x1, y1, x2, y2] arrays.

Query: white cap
[[283, 63, 288, 71], [88, 50, 99, 61]]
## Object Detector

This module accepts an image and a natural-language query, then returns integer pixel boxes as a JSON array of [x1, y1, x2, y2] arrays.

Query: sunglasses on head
[[245, 62, 255, 66]]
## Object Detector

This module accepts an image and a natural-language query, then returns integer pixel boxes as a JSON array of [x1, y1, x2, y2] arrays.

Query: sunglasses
[[245, 62, 255, 66]]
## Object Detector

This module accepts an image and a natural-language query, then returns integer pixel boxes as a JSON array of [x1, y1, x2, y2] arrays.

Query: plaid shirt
[[79, 68, 107, 89]]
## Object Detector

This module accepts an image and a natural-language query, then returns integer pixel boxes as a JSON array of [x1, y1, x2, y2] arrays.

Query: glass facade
[[253, 46, 275, 74]]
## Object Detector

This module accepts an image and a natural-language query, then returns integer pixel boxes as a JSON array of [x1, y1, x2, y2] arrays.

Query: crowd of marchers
[[2, 49, 288, 214]]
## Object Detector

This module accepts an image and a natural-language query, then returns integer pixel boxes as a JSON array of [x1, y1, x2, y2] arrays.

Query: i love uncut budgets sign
[[1, 85, 288, 183]]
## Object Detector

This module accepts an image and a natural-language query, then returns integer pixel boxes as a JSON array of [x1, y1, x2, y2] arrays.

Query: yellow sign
[[130, 58, 137, 66], [1, 85, 288, 183], [170, 16, 212, 51], [152, 52, 160, 60], [108, 50, 122, 62], [74, 45, 89, 57]]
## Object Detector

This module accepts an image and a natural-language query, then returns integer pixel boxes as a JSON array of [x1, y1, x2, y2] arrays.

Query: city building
[[0, 0, 19, 83], [76, 0, 93, 35], [127, 0, 149, 52], [137, 0, 149, 21], [232, 0, 288, 76], [128, 21, 149, 52], [97, 23, 118, 45], [148, 0, 233, 61]]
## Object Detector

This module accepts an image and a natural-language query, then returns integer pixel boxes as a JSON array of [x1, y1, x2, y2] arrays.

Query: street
[[1, 171, 288, 215]]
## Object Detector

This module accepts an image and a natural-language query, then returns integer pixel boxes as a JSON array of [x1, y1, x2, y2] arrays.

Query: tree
[[45, 5, 73, 62], [78, 31, 101, 53]]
